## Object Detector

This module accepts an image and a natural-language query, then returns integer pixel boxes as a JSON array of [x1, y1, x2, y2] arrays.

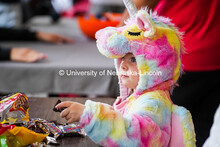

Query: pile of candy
[[0, 93, 85, 147]]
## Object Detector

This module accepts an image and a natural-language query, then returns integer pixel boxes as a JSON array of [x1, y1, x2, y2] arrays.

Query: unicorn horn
[[123, 0, 138, 18]]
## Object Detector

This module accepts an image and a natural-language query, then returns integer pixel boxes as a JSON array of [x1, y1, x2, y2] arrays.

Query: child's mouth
[[121, 75, 129, 78]]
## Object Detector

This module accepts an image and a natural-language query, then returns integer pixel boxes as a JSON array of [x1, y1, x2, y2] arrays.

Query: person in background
[[0, 0, 73, 62], [120, 0, 220, 146], [0, 27, 73, 43], [0, 47, 46, 62], [0, 28, 73, 62]]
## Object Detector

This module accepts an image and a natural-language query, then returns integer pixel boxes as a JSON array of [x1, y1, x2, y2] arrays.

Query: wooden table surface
[[28, 97, 115, 147]]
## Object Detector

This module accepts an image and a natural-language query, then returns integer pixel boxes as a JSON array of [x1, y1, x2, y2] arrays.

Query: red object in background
[[59, 93, 80, 98], [154, 0, 220, 71], [77, 13, 122, 39]]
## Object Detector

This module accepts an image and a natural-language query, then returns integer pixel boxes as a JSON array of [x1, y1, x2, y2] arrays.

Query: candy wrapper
[[44, 122, 63, 139], [27, 137, 59, 147], [45, 136, 59, 145], [0, 124, 48, 147], [0, 134, 7, 147], [28, 142, 47, 147], [0, 93, 29, 124], [27, 118, 63, 139], [59, 123, 85, 137], [26, 119, 50, 135]]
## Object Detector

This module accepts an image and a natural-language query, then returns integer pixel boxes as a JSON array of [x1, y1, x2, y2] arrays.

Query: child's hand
[[55, 101, 85, 123]]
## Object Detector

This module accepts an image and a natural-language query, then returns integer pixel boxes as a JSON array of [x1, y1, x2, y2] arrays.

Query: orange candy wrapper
[[0, 124, 48, 147]]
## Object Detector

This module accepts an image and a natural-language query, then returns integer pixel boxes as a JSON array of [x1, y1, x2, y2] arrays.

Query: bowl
[[77, 13, 122, 39]]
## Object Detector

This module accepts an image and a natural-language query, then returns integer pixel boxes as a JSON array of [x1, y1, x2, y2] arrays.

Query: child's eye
[[131, 57, 136, 62], [122, 57, 125, 61]]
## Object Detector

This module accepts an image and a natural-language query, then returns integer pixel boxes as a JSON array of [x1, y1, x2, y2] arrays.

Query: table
[[0, 17, 119, 97], [29, 97, 115, 147]]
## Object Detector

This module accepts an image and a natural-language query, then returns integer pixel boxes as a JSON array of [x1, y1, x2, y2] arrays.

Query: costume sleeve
[[79, 97, 171, 147], [0, 28, 37, 41], [0, 46, 11, 61]]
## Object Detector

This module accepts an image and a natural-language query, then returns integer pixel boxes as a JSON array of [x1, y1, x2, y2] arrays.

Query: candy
[[29, 141, 47, 147], [53, 99, 66, 113], [26, 119, 50, 134], [59, 123, 85, 136], [0, 93, 29, 124], [0, 134, 7, 147], [0, 124, 48, 147], [43, 122, 63, 139], [45, 136, 59, 145], [27, 118, 63, 139]]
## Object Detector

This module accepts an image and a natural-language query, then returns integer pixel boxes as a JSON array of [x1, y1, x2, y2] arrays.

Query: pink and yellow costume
[[79, 5, 196, 147]]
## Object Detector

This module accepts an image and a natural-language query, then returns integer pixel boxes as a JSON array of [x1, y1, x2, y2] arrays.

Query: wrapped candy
[[0, 93, 29, 124], [27, 118, 63, 139], [26, 119, 50, 135], [0, 94, 85, 147], [43, 122, 63, 139], [45, 136, 59, 145], [29, 142, 47, 147], [53, 99, 66, 113], [59, 123, 85, 137], [0, 124, 48, 147], [0, 134, 7, 147]]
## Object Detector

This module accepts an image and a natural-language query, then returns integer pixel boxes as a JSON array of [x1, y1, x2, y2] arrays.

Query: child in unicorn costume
[[56, 0, 196, 146]]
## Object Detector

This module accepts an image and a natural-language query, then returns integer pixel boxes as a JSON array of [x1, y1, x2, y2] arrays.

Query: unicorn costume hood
[[96, 9, 183, 99]]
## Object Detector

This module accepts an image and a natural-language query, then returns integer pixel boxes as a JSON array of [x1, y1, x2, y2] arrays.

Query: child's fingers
[[60, 108, 69, 118], [56, 101, 73, 108], [67, 117, 75, 124], [65, 114, 71, 120]]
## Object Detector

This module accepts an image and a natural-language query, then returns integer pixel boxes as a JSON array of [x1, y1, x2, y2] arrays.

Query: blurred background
[[0, 0, 126, 98], [0, 0, 125, 28]]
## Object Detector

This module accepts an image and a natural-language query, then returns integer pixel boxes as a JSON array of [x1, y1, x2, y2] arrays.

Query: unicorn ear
[[136, 10, 156, 38]]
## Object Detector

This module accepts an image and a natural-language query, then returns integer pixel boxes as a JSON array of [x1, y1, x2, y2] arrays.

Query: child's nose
[[121, 61, 128, 71]]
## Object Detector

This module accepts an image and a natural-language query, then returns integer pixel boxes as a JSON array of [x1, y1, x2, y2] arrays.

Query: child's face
[[119, 53, 139, 89]]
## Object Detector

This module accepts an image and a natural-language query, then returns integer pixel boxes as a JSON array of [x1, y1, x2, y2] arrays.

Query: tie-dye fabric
[[80, 88, 195, 147], [80, 90, 172, 147], [79, 9, 196, 147]]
